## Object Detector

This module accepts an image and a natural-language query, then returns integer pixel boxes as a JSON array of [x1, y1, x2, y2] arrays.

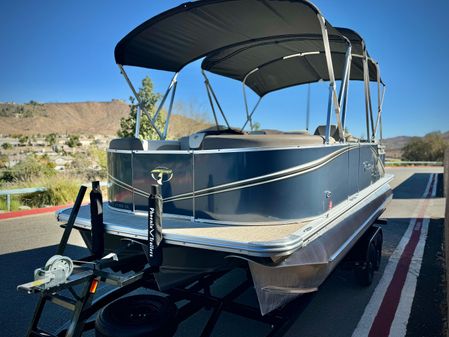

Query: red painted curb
[[0, 204, 73, 220]]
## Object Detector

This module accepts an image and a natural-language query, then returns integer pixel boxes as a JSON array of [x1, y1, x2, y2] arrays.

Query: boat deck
[[57, 175, 393, 257], [58, 204, 312, 256]]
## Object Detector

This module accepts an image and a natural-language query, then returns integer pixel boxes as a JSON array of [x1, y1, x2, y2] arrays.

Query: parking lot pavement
[[0, 167, 445, 337]]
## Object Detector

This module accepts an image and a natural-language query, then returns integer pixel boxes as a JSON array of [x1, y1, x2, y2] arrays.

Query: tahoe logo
[[150, 167, 173, 185]]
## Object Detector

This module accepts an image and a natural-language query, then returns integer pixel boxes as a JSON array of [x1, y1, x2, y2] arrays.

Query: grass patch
[[0, 196, 21, 211], [20, 176, 84, 208]]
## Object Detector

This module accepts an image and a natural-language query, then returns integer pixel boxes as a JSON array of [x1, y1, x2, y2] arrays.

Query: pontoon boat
[[58, 0, 392, 315]]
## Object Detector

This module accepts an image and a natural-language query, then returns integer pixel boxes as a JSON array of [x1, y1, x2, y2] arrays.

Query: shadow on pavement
[[392, 173, 442, 199], [0, 244, 88, 337]]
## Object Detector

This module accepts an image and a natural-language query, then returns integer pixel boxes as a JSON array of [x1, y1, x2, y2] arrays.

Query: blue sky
[[0, 0, 448, 138]]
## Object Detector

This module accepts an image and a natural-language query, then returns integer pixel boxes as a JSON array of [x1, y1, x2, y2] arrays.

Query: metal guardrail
[[385, 161, 443, 166], [0, 187, 47, 212], [0, 182, 107, 212]]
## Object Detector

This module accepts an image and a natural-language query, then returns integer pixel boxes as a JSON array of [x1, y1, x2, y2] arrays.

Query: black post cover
[[90, 181, 104, 258], [147, 185, 163, 269]]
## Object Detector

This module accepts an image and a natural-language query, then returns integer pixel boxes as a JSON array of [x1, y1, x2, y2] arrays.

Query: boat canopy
[[114, 0, 345, 72], [114, 0, 385, 142], [201, 28, 380, 97]]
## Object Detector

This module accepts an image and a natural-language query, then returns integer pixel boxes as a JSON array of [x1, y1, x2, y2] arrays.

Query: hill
[[383, 131, 449, 159], [0, 100, 210, 137], [1, 100, 446, 159]]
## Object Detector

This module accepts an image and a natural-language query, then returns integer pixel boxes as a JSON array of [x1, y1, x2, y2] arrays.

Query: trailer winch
[[20, 255, 74, 290]]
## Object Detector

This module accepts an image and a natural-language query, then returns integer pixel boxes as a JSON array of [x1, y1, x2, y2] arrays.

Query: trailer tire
[[355, 243, 376, 286], [95, 294, 177, 337], [374, 232, 383, 271]]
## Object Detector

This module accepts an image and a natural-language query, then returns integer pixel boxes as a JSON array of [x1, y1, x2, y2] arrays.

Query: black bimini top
[[202, 27, 381, 96], [114, 0, 345, 72]]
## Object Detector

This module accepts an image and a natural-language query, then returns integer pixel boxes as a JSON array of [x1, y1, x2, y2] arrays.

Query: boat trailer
[[17, 182, 383, 337]]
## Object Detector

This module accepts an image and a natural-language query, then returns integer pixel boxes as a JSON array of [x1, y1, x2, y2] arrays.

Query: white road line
[[352, 173, 436, 337], [389, 176, 437, 336]]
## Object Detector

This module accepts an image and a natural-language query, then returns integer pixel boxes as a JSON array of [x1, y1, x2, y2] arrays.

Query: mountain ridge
[[1, 101, 447, 158], [0, 100, 210, 138]]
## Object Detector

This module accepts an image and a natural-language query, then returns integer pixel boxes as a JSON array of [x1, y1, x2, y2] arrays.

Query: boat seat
[[314, 125, 343, 142], [200, 134, 327, 150], [109, 138, 181, 151], [249, 129, 283, 135], [250, 129, 310, 135], [142, 140, 180, 151], [109, 138, 144, 151], [179, 127, 244, 150]]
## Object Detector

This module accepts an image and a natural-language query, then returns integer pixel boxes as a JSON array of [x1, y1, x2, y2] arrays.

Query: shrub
[[0, 196, 21, 211], [45, 133, 57, 146], [0, 154, 8, 169], [1, 156, 55, 183], [402, 132, 448, 161], [20, 176, 83, 207], [18, 135, 29, 145], [1, 142, 12, 150], [117, 76, 163, 140], [66, 135, 81, 148]]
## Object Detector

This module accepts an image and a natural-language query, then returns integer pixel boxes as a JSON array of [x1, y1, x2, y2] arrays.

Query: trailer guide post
[[147, 184, 163, 269], [90, 181, 104, 258]]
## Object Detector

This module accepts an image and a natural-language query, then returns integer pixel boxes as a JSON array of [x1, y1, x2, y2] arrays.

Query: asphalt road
[[0, 167, 445, 337]]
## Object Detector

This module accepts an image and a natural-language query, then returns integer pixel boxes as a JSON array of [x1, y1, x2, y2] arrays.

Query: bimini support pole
[[205, 82, 220, 130], [338, 38, 352, 131], [306, 84, 311, 132], [162, 80, 178, 139], [241, 96, 262, 130], [242, 68, 259, 131], [134, 106, 141, 139], [201, 70, 231, 129], [152, 72, 179, 131], [380, 112, 383, 142], [362, 56, 371, 141], [372, 61, 386, 140], [118, 64, 163, 139], [317, 14, 344, 143], [362, 51, 375, 141]]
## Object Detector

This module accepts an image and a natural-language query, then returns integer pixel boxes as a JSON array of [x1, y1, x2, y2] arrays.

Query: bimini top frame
[[200, 27, 384, 141], [114, 0, 384, 142]]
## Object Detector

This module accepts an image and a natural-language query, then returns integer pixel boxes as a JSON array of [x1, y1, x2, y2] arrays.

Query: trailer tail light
[[89, 279, 99, 294]]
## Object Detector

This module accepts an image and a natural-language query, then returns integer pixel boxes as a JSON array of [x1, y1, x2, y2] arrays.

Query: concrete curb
[[0, 204, 73, 220]]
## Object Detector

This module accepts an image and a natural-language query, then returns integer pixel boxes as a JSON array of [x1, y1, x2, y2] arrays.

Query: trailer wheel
[[374, 232, 383, 271], [355, 243, 376, 286], [95, 295, 178, 337]]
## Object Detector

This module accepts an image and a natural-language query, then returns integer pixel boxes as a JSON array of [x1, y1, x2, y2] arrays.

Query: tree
[[1, 155, 55, 183], [0, 154, 8, 168], [18, 135, 29, 146], [66, 135, 81, 148], [402, 131, 448, 161], [45, 133, 57, 146], [1, 142, 12, 150], [252, 121, 261, 131], [117, 76, 164, 140]]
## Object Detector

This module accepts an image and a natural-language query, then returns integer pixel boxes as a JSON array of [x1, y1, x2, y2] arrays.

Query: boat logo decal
[[150, 167, 173, 185]]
